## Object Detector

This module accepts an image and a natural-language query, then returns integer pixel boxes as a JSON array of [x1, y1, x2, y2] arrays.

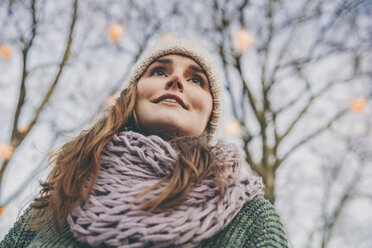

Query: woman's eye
[[151, 68, 166, 77], [191, 76, 204, 86], [155, 70, 165, 76]]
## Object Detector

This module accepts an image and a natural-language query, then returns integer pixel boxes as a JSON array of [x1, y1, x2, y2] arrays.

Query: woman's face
[[135, 54, 213, 139]]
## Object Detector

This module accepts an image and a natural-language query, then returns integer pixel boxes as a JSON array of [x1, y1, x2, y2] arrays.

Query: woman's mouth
[[153, 94, 187, 109]]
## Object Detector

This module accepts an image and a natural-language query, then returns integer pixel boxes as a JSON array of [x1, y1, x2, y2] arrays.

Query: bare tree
[[303, 114, 372, 248], [0, 0, 79, 198], [190, 0, 372, 204], [0, 0, 180, 207], [172, 1, 372, 246]]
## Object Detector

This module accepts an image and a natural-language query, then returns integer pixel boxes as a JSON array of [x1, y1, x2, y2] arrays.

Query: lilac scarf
[[68, 131, 264, 247]]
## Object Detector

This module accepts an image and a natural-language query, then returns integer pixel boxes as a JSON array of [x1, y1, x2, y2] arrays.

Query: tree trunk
[[262, 168, 276, 204]]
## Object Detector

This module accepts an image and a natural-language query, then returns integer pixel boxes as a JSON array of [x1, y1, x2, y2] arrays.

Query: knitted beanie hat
[[127, 39, 223, 142]]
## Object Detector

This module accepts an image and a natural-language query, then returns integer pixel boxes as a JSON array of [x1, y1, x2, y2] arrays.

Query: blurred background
[[0, 0, 371, 247]]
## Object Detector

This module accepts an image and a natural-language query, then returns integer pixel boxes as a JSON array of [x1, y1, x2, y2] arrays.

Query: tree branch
[[0, 0, 79, 189], [0, 0, 38, 190], [276, 109, 347, 169], [275, 71, 358, 152]]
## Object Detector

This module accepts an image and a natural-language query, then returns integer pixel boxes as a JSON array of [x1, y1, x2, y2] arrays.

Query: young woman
[[1, 39, 288, 247]]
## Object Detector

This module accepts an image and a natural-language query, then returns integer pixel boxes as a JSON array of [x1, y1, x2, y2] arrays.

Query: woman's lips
[[153, 93, 187, 109]]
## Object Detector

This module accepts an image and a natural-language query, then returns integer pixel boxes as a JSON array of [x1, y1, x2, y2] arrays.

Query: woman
[[1, 39, 288, 247]]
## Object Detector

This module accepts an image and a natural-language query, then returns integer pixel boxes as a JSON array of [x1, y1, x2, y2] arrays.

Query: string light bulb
[[0, 144, 14, 160], [225, 122, 241, 136], [350, 98, 367, 113], [236, 28, 254, 53], [160, 33, 175, 42], [108, 23, 125, 43], [0, 43, 12, 59]]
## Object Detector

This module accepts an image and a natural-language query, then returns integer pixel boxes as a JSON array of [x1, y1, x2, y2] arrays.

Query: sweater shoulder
[[240, 197, 289, 247], [0, 207, 85, 248], [0, 207, 37, 248], [197, 196, 289, 248]]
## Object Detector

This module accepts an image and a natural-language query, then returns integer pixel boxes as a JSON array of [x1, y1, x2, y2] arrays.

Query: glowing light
[[0, 206, 6, 216], [0, 144, 14, 160], [236, 28, 254, 53], [225, 122, 241, 136], [108, 23, 125, 43], [0, 43, 12, 59], [18, 125, 29, 133], [160, 33, 175, 42], [350, 98, 367, 113]]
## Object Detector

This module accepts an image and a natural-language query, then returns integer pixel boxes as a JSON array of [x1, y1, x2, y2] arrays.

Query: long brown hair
[[32, 80, 227, 231]]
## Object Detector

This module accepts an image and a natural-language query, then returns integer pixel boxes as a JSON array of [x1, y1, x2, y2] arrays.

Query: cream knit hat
[[128, 39, 223, 142]]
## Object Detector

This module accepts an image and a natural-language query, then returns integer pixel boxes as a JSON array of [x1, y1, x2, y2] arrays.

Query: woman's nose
[[165, 75, 184, 92]]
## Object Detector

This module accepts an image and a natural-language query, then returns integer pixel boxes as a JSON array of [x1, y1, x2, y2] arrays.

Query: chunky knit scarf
[[68, 131, 264, 248]]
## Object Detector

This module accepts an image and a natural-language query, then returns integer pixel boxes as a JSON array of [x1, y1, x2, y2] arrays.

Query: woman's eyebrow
[[188, 65, 208, 81], [188, 65, 204, 74], [153, 58, 173, 65]]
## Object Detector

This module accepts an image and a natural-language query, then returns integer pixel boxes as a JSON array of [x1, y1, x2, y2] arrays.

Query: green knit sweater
[[1, 197, 288, 247]]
